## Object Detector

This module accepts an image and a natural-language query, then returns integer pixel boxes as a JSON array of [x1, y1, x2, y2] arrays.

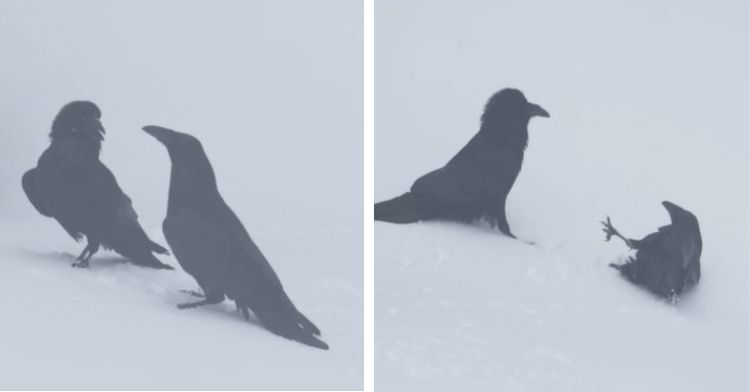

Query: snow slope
[[375, 0, 748, 391], [0, 0, 362, 389]]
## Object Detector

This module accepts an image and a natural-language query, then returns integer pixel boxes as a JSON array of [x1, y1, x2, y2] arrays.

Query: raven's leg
[[600, 216, 637, 249], [177, 292, 224, 309], [490, 195, 516, 239], [72, 241, 100, 268], [495, 217, 516, 239], [76, 246, 90, 262], [239, 305, 250, 321], [180, 289, 205, 298]]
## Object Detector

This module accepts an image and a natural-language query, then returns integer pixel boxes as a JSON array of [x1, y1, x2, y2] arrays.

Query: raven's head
[[142, 125, 204, 159], [50, 101, 105, 142], [143, 125, 217, 196], [481, 88, 550, 127], [662, 201, 698, 226]]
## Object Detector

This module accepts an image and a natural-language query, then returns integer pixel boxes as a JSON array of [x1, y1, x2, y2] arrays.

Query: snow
[[0, 0, 362, 389], [376, 0, 748, 391]]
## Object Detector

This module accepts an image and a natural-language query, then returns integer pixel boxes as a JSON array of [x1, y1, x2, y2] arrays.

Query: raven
[[375, 88, 549, 238], [602, 201, 702, 302], [22, 101, 172, 269], [143, 125, 329, 350]]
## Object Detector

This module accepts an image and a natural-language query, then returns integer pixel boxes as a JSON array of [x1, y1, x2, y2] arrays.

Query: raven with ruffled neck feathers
[[375, 88, 550, 238], [22, 101, 172, 269]]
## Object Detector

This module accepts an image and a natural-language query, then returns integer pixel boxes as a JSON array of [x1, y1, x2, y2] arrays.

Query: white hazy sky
[[376, 0, 748, 203], [0, 0, 363, 228]]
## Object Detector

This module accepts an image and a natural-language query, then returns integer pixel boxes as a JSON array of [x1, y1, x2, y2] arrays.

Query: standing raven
[[602, 201, 702, 302], [22, 101, 172, 269], [374, 88, 549, 238], [142, 125, 328, 350]]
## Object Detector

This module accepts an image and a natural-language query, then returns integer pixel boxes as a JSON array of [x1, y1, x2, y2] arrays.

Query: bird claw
[[600, 216, 617, 241], [179, 289, 204, 298], [71, 260, 90, 268]]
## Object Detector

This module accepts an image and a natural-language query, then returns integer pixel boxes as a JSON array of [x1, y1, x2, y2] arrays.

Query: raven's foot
[[600, 216, 633, 248], [502, 231, 517, 239], [73, 242, 99, 268], [71, 259, 90, 268], [77, 247, 91, 261], [176, 297, 223, 309], [235, 303, 251, 320], [180, 289, 205, 298]]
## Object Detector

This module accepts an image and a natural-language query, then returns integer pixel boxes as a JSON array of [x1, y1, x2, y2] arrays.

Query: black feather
[[374, 88, 549, 238], [605, 201, 702, 301], [21, 101, 172, 269], [144, 125, 328, 350]]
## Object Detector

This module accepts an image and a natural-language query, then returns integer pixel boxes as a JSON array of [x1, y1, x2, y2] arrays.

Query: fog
[[0, 0, 363, 389], [0, 0, 362, 225], [376, 0, 748, 391]]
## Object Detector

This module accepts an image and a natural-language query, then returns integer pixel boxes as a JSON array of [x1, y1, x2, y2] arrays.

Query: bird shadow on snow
[[13, 246, 265, 329], [176, 299, 265, 330], [13, 247, 130, 268]]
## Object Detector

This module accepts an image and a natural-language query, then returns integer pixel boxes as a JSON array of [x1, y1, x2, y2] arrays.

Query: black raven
[[374, 88, 549, 238], [22, 101, 172, 269], [142, 125, 329, 350], [602, 201, 702, 302]]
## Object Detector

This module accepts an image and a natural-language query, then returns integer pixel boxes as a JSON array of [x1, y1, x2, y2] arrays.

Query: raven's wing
[[411, 146, 523, 206], [22, 168, 52, 217], [89, 163, 139, 226], [87, 162, 169, 258], [217, 198, 283, 286], [655, 225, 700, 269], [213, 202, 325, 342], [164, 202, 323, 335], [163, 206, 282, 297]]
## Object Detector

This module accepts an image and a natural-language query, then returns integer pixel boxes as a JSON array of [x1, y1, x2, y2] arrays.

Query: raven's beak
[[142, 125, 175, 146], [527, 102, 550, 118], [93, 119, 105, 134]]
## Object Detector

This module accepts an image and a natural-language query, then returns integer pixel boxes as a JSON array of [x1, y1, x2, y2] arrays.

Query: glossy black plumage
[[603, 201, 702, 301], [143, 125, 328, 350], [375, 88, 549, 238], [22, 101, 171, 269]]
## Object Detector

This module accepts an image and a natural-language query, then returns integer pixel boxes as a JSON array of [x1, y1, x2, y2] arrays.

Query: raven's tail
[[243, 297, 329, 350], [149, 240, 170, 255], [130, 252, 174, 270], [375, 192, 437, 223]]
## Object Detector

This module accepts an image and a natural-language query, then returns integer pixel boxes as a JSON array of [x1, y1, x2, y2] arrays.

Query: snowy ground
[[1, 219, 361, 390], [0, 0, 362, 389], [376, 1, 748, 391]]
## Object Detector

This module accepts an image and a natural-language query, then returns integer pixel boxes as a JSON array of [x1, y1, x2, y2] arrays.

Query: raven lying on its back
[[375, 88, 549, 238], [603, 201, 702, 302], [143, 125, 328, 350], [22, 101, 172, 269]]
